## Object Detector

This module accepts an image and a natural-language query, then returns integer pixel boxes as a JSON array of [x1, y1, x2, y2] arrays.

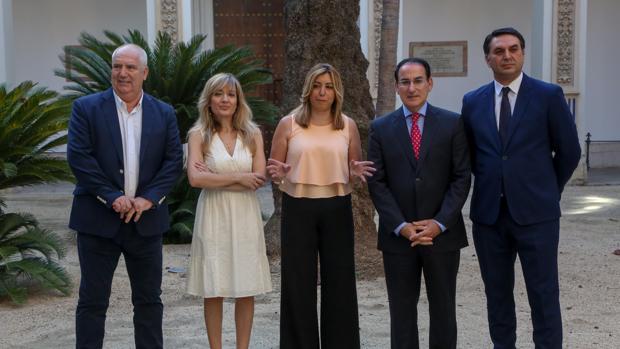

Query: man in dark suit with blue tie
[[461, 27, 581, 348], [368, 57, 471, 349], [67, 44, 183, 349]]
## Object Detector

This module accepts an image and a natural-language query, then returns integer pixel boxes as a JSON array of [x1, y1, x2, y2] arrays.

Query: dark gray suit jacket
[[368, 104, 471, 253]]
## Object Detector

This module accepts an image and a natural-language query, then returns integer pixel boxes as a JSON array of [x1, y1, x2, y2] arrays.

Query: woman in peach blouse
[[267, 63, 374, 349]]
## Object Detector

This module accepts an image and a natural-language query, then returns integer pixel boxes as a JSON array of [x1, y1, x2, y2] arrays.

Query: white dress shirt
[[493, 72, 523, 129], [403, 102, 428, 135], [113, 90, 143, 198]]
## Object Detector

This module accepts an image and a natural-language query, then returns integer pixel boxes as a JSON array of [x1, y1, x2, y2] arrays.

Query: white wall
[[400, 0, 534, 113], [0, 0, 14, 84], [191, 0, 214, 50], [11, 0, 148, 92], [585, 0, 620, 142]]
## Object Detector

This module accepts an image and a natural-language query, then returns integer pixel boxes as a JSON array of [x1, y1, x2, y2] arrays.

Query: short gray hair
[[111, 44, 148, 67]]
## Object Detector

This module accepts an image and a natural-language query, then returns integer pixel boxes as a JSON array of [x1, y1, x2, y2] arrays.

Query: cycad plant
[[56, 30, 278, 243], [0, 82, 73, 304], [165, 174, 197, 243], [0, 81, 74, 195], [0, 212, 71, 304]]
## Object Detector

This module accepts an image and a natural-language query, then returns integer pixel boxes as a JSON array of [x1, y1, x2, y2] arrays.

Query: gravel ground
[[0, 182, 619, 348]]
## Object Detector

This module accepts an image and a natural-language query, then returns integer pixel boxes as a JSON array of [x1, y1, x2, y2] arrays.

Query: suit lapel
[[390, 109, 417, 171], [482, 83, 502, 150], [102, 89, 124, 165], [139, 94, 153, 166], [417, 104, 438, 168], [505, 74, 532, 148]]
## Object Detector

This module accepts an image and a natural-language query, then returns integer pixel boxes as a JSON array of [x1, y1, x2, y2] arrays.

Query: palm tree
[[0, 212, 71, 304], [375, 0, 400, 116], [0, 81, 74, 201], [56, 30, 278, 243]]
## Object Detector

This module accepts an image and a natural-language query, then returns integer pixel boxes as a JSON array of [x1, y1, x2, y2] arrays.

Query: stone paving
[[0, 179, 619, 348]]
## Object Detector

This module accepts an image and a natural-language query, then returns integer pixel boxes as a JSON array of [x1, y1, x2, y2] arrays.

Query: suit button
[[415, 178, 421, 182], [119, 169, 124, 174], [502, 155, 508, 160]]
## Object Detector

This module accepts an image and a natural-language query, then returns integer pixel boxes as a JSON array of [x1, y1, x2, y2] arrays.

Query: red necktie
[[410, 112, 421, 159]]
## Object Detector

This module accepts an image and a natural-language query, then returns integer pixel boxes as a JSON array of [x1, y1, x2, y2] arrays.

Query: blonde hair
[[189, 73, 259, 155], [291, 63, 345, 130]]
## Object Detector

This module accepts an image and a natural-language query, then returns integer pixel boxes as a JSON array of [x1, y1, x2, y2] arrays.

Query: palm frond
[[0, 158, 73, 190], [0, 212, 72, 304], [5, 257, 71, 296], [247, 98, 278, 125], [0, 81, 73, 190], [0, 275, 27, 304], [0, 213, 37, 238]]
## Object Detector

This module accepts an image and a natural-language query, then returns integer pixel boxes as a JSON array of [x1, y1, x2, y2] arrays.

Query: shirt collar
[[402, 102, 428, 118], [494, 72, 523, 96], [113, 90, 144, 113]]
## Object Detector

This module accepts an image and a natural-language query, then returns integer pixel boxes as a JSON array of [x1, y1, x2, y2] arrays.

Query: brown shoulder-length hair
[[188, 73, 259, 155], [291, 63, 345, 130]]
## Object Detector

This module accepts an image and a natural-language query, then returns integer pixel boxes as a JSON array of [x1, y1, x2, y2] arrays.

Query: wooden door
[[213, 0, 285, 107]]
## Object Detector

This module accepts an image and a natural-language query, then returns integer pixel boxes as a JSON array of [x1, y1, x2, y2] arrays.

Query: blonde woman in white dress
[[186, 73, 272, 349]]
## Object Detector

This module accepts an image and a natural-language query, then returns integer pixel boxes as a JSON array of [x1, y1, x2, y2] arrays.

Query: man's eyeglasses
[[397, 79, 426, 88]]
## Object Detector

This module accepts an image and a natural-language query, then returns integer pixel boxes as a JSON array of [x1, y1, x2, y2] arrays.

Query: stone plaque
[[409, 41, 467, 77]]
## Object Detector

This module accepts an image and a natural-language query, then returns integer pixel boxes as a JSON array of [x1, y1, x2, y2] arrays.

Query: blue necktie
[[499, 87, 511, 145]]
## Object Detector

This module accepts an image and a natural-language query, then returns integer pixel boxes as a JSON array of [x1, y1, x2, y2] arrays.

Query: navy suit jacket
[[67, 89, 183, 237], [461, 74, 581, 226], [368, 104, 471, 254]]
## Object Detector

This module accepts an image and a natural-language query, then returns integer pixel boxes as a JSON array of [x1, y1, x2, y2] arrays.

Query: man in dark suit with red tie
[[461, 27, 581, 348], [67, 44, 183, 349], [368, 57, 471, 349]]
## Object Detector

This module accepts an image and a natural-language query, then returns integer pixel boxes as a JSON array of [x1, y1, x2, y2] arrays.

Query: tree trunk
[[264, 0, 382, 278], [375, 0, 400, 116]]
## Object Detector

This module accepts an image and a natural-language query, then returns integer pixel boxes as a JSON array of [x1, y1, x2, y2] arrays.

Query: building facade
[[1, 0, 618, 179]]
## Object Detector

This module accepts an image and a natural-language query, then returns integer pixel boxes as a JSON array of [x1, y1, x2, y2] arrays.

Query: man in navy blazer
[[67, 44, 183, 349], [461, 28, 581, 348], [368, 58, 471, 349]]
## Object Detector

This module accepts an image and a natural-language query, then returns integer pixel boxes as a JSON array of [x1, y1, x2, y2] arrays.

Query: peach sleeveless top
[[280, 116, 352, 198]]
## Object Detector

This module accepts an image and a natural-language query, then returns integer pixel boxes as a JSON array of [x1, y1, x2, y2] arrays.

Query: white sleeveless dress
[[187, 134, 272, 297]]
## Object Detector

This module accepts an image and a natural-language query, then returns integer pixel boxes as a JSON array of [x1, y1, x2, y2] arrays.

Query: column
[[191, 0, 214, 50], [552, 0, 587, 182], [153, 0, 192, 44], [146, 0, 157, 46], [530, 0, 553, 80]]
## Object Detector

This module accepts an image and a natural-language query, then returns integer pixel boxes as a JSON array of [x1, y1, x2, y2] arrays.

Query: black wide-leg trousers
[[280, 193, 360, 349]]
